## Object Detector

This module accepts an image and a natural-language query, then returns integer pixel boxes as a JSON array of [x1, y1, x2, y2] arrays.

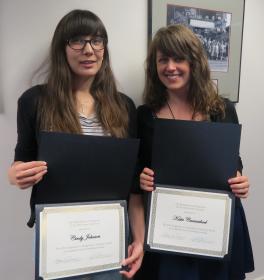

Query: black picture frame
[[148, 0, 245, 102]]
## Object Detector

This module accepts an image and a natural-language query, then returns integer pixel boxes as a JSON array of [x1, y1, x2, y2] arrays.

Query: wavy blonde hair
[[144, 24, 225, 118]]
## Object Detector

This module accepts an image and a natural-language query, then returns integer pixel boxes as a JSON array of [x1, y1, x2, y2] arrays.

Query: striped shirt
[[79, 113, 109, 136]]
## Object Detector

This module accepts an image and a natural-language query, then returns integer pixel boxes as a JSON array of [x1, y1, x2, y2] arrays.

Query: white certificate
[[146, 185, 234, 259], [35, 202, 126, 280]]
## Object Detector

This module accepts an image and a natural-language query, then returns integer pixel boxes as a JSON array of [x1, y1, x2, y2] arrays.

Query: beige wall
[[236, 0, 264, 279]]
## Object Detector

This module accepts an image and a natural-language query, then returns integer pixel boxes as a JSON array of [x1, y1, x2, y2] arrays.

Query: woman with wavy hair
[[8, 9, 144, 280], [135, 25, 254, 280]]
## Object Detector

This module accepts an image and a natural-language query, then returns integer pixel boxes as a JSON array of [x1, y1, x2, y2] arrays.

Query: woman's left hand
[[228, 171, 250, 198], [120, 241, 144, 279]]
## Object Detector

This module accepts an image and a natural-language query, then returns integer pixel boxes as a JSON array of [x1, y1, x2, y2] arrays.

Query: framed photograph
[[148, 0, 245, 102]]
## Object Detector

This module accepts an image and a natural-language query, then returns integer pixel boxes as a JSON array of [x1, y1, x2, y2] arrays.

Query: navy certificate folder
[[34, 132, 139, 204], [152, 119, 241, 191]]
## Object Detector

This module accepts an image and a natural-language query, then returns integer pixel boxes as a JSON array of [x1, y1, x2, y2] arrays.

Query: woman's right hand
[[8, 161, 48, 189], [140, 167, 154, 192]]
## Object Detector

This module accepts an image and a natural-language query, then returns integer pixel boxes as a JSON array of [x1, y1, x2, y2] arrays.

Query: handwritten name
[[70, 234, 101, 242], [172, 215, 208, 224]]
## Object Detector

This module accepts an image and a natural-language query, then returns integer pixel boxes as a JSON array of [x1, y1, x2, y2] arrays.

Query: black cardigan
[[135, 99, 243, 194], [14, 84, 137, 227]]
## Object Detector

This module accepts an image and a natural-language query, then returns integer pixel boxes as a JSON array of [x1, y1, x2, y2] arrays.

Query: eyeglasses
[[67, 37, 105, 51]]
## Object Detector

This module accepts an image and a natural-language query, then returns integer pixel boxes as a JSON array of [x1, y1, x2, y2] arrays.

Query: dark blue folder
[[33, 132, 139, 204], [152, 119, 241, 191]]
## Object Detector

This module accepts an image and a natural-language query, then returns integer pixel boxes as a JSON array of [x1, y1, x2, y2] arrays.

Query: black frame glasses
[[67, 37, 105, 51]]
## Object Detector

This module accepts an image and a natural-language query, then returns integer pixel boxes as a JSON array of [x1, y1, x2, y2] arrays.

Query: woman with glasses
[[8, 9, 144, 280], [135, 24, 254, 280]]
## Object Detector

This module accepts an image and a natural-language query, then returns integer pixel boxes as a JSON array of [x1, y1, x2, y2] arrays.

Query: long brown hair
[[144, 24, 225, 118], [39, 9, 128, 137]]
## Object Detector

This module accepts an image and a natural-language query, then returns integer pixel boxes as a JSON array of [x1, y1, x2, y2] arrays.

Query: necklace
[[166, 100, 199, 120], [166, 100, 176, 119], [78, 100, 90, 114], [77, 98, 94, 116]]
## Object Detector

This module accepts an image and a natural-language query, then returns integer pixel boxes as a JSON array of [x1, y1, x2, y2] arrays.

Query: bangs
[[60, 10, 107, 42], [155, 29, 191, 60]]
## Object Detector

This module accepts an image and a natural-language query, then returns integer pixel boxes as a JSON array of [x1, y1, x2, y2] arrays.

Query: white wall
[[236, 0, 264, 279], [0, 0, 263, 279]]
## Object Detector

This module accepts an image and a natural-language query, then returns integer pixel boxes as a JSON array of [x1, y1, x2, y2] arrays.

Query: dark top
[[137, 99, 243, 177], [14, 84, 137, 227], [134, 99, 254, 280], [15, 84, 137, 161]]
